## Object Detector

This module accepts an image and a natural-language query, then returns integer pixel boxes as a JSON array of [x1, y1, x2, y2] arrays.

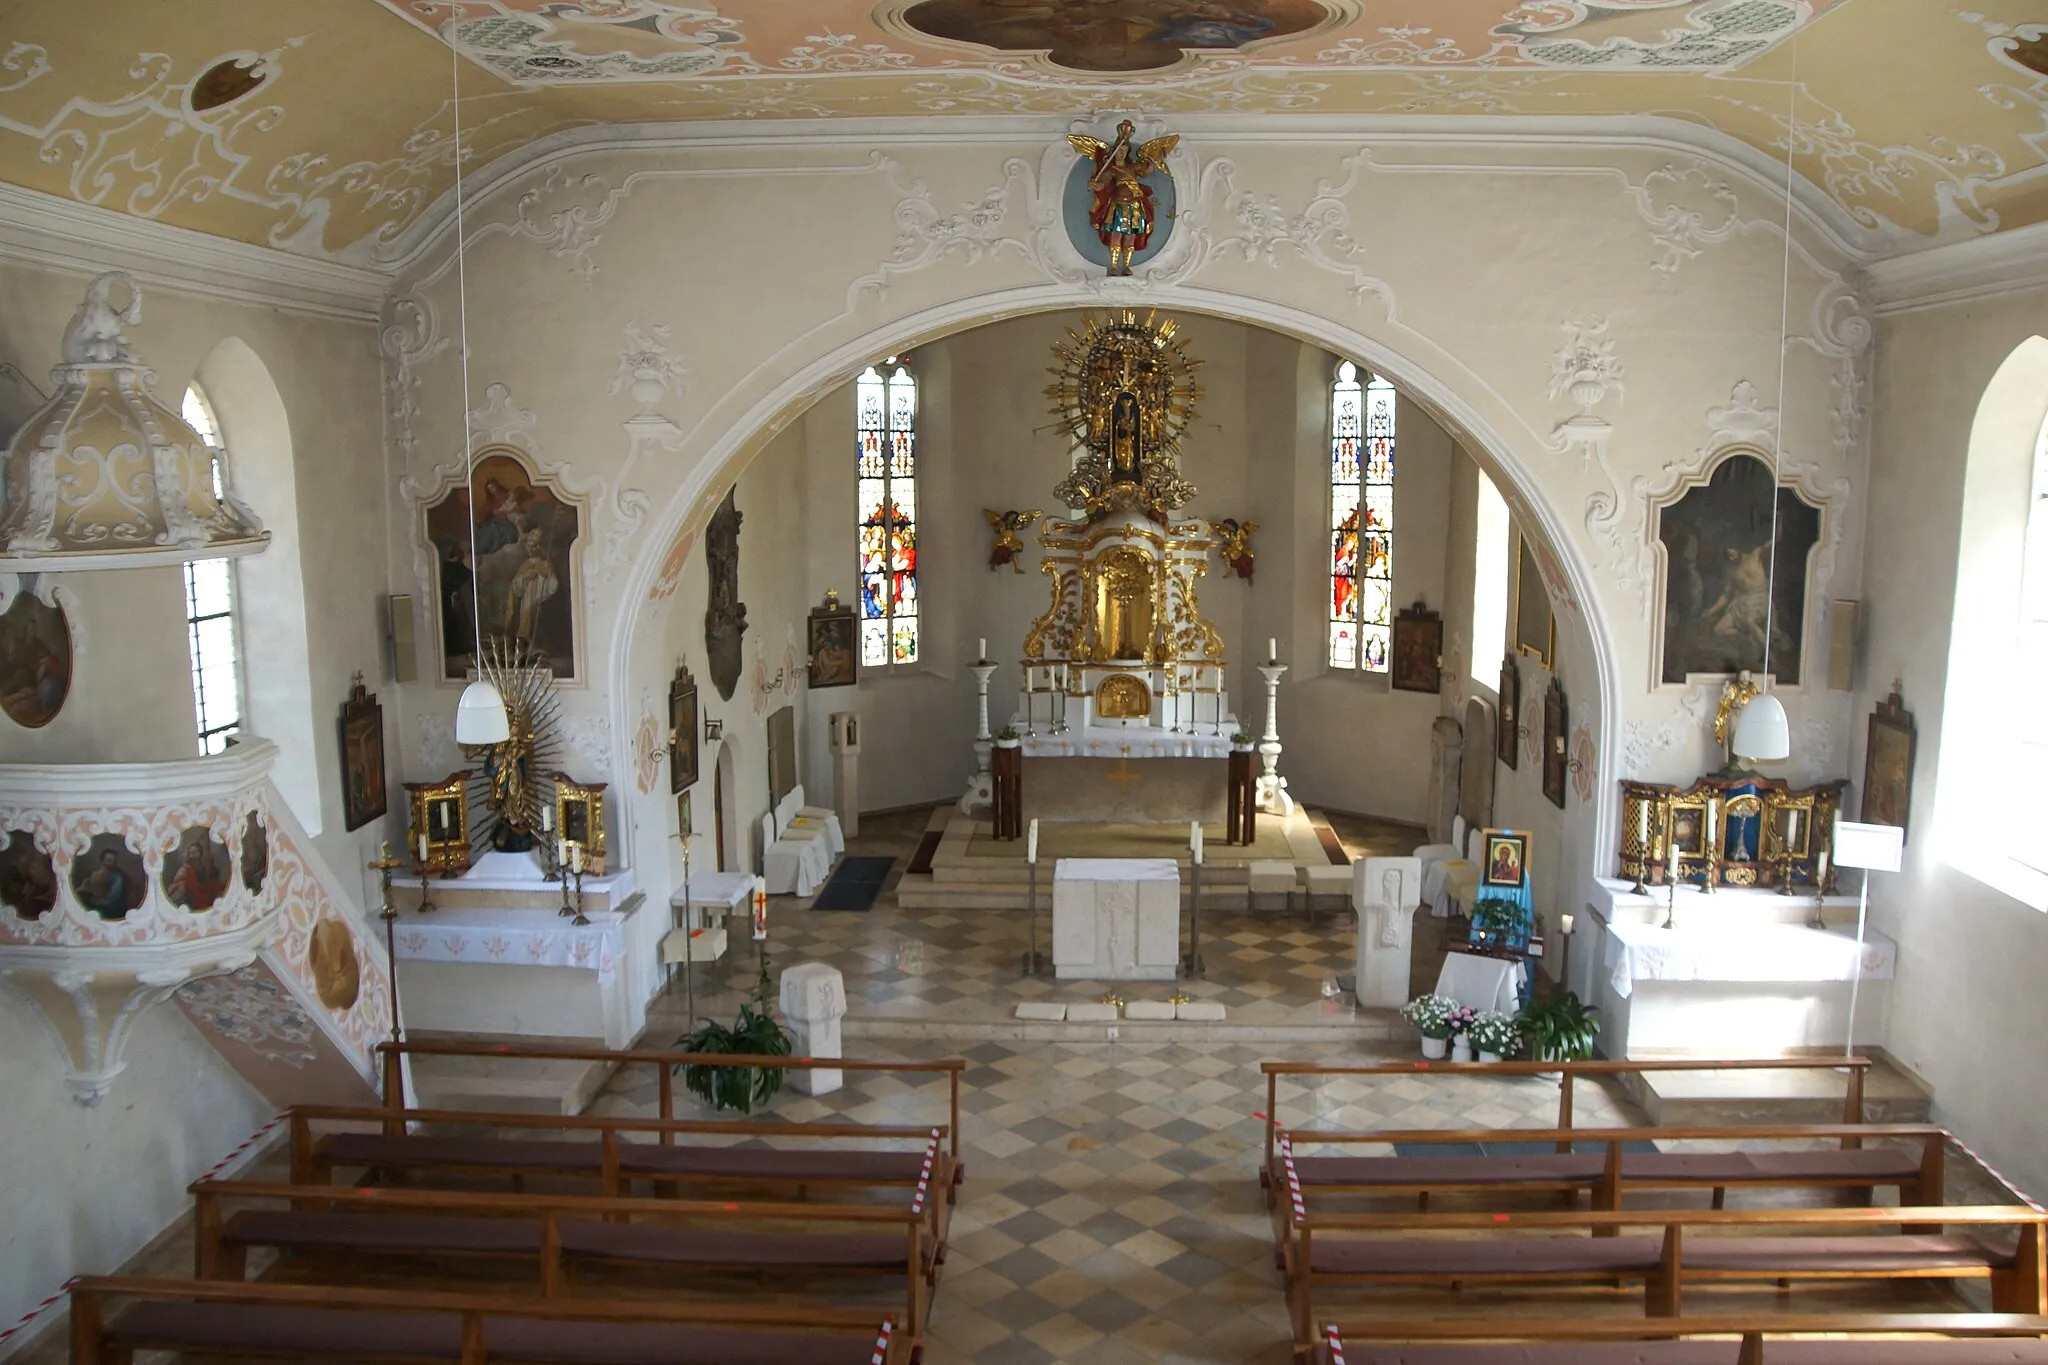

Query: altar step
[[406, 1032, 617, 1117], [1622, 1052, 1933, 1126], [847, 1012, 1406, 1044]]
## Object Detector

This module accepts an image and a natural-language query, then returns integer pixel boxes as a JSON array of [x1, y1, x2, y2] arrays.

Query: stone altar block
[[1052, 858, 1181, 981], [1352, 855, 1422, 1009], [778, 962, 847, 1096]]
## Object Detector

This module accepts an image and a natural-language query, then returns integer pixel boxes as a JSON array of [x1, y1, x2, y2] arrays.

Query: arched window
[[180, 384, 243, 754], [2020, 412, 2048, 878], [856, 357, 919, 667], [1329, 361, 1395, 672], [1471, 468, 1512, 686]]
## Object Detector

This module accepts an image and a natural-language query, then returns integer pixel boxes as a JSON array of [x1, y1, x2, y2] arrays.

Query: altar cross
[[1104, 756, 1143, 793]]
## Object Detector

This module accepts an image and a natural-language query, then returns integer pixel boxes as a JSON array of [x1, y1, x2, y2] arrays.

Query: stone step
[[405, 1033, 617, 1116], [1625, 1053, 1933, 1127], [894, 881, 1348, 914], [845, 1014, 1406, 1044]]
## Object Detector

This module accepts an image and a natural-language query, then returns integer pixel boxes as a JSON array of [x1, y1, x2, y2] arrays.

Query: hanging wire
[[1759, 36, 1799, 691], [450, 35, 484, 665]]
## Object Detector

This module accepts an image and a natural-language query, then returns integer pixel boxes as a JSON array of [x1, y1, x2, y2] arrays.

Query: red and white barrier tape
[[909, 1130, 940, 1217], [198, 1112, 289, 1183], [1323, 1324, 1348, 1365], [1279, 1134, 1307, 1223], [870, 1316, 895, 1365], [0, 1278, 79, 1347], [1947, 1131, 2043, 1212]]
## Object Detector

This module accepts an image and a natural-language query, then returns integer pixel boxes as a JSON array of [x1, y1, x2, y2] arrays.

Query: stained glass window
[[1328, 362, 1394, 672], [180, 384, 242, 754], [856, 357, 918, 667]]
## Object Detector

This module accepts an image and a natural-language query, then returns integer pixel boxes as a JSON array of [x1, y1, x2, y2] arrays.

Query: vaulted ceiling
[[1, 0, 2042, 261]]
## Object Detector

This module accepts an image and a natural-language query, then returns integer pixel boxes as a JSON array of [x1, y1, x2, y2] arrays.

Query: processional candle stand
[[370, 844, 408, 1047], [1184, 820, 1206, 978], [1020, 819, 1045, 977]]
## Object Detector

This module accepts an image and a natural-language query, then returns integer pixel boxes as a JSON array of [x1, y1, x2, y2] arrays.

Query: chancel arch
[[609, 288, 1625, 895]]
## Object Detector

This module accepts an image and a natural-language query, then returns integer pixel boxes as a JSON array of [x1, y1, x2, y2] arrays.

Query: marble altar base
[[1023, 755, 1226, 825], [1052, 858, 1181, 981]]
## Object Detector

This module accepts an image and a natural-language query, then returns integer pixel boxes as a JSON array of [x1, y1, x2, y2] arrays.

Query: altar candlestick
[[1190, 820, 1203, 866], [418, 832, 429, 864], [1635, 803, 1648, 863], [1786, 809, 1798, 847], [752, 877, 769, 940], [1027, 818, 1039, 865], [1268, 637, 1278, 664], [978, 637, 987, 661], [1817, 850, 1829, 886], [542, 802, 552, 833], [571, 843, 583, 874]]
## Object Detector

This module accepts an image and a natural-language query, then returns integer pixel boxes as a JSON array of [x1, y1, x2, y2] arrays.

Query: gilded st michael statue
[[1068, 121, 1179, 276]]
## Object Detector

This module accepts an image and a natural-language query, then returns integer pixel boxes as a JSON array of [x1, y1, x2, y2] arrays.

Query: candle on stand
[[1786, 808, 1799, 847], [542, 802, 552, 833], [571, 843, 582, 874], [1189, 820, 1203, 866], [978, 637, 987, 661], [752, 876, 769, 939], [417, 832, 429, 864], [1667, 838, 1678, 883], [1026, 818, 1039, 865], [1267, 637, 1278, 664], [380, 840, 391, 861], [1636, 803, 1648, 848], [1816, 850, 1829, 887]]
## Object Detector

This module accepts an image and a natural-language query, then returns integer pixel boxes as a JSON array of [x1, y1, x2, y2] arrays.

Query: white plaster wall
[[0, 989, 270, 1331], [1855, 282, 2048, 1200]]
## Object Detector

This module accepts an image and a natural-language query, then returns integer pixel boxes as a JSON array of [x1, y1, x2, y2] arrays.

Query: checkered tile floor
[[594, 1036, 1652, 1365]]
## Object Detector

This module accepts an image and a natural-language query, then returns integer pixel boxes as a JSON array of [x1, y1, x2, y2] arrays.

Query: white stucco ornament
[[0, 272, 269, 572], [1545, 315, 1625, 465]]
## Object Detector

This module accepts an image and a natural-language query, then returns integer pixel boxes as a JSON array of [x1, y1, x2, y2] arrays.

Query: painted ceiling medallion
[[189, 55, 269, 111], [902, 0, 1330, 74], [394, 0, 746, 83], [0, 273, 269, 573]]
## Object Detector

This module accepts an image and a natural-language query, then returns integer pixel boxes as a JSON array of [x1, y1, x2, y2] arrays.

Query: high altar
[[992, 312, 1257, 824]]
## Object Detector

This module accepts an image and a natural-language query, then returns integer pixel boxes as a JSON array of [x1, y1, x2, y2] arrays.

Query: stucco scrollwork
[[1545, 315, 1623, 466], [1630, 162, 1744, 273]]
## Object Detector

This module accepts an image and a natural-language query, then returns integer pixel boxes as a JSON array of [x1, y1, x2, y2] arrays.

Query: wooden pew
[[1277, 1192, 2048, 1356], [1272, 1121, 1949, 1245], [289, 1105, 958, 1246], [69, 1276, 907, 1365], [192, 1161, 945, 1339], [1313, 1313, 2048, 1365], [376, 1040, 967, 1206], [1259, 1056, 1887, 1211]]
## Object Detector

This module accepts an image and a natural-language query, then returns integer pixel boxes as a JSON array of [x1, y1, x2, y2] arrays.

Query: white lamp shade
[[1731, 691, 1790, 761], [455, 680, 510, 745]]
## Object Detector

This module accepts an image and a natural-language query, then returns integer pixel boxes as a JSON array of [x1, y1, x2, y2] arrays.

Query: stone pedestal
[[1352, 855, 1423, 1009], [828, 712, 861, 839], [1051, 858, 1180, 981], [778, 961, 847, 1095]]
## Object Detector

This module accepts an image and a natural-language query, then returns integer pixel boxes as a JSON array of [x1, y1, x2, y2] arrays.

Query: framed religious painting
[[554, 775, 607, 875], [668, 663, 699, 794], [1480, 830, 1529, 891], [807, 591, 857, 689], [1390, 601, 1442, 694], [337, 677, 387, 832], [1495, 654, 1520, 770], [406, 774, 471, 876], [1541, 676, 1568, 810], [424, 446, 583, 684], [1514, 533, 1555, 669], [1861, 684, 1916, 834]]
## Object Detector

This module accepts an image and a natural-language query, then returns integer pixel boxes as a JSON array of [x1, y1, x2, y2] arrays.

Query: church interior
[[1, 1, 2047, 1361]]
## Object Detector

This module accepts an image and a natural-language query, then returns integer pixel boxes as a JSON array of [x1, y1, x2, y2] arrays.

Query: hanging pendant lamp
[[444, 38, 509, 747], [1732, 37, 1802, 768]]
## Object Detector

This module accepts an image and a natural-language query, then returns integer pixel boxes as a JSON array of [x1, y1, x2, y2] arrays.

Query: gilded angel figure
[[985, 508, 1043, 572], [1068, 121, 1179, 276]]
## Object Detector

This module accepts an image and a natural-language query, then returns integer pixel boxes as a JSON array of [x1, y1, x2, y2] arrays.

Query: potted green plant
[[1466, 1010, 1520, 1063], [994, 725, 1021, 748], [1399, 993, 1457, 1059], [680, 1000, 793, 1113], [1230, 730, 1255, 750], [1470, 896, 1531, 953], [1516, 991, 1601, 1070]]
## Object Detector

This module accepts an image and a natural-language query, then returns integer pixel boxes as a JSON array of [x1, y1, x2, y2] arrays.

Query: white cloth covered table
[[788, 784, 845, 857], [392, 906, 627, 985], [1021, 726, 1232, 759], [1603, 923, 1898, 1000], [1435, 950, 1524, 1014], [669, 869, 756, 926], [1052, 857, 1181, 980]]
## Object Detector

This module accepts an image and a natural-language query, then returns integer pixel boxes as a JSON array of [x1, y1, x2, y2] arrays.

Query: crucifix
[[1104, 755, 1142, 794]]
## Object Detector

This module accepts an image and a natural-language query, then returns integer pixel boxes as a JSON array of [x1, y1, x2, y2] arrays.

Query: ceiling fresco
[[0, 0, 2042, 260]]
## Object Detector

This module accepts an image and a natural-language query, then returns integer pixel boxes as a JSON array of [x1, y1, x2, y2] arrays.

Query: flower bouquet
[[1400, 993, 1457, 1058], [1466, 1010, 1521, 1062]]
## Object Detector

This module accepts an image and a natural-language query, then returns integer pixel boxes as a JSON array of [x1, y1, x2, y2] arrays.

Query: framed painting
[[553, 775, 607, 875], [0, 579, 72, 728], [1495, 654, 1520, 770], [162, 826, 232, 912], [0, 830, 58, 919], [1656, 450, 1822, 684], [1541, 676, 1568, 810], [337, 677, 387, 832], [808, 593, 857, 689], [406, 774, 471, 876], [1514, 533, 1555, 669], [1390, 601, 1442, 694], [71, 832, 146, 920], [1481, 831, 1529, 891], [424, 447, 582, 684], [668, 664, 700, 794], [1861, 685, 1916, 834]]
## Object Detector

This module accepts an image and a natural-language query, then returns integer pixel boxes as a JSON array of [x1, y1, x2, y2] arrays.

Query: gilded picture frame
[[405, 774, 471, 876], [1481, 830, 1529, 890], [1861, 686, 1916, 834], [554, 774, 607, 875]]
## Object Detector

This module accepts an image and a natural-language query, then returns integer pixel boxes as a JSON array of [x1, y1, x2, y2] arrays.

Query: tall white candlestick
[[542, 802, 552, 833], [418, 833, 429, 863], [1268, 637, 1278, 663], [571, 844, 582, 874], [1786, 809, 1799, 847], [978, 637, 987, 661], [1027, 818, 1039, 865], [1190, 820, 1203, 866]]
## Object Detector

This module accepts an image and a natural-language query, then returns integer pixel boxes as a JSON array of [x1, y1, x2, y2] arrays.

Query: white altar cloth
[[670, 870, 757, 927], [392, 906, 628, 984], [1603, 922, 1897, 999], [1021, 726, 1232, 760], [1052, 857, 1181, 981], [1436, 950, 1524, 1014]]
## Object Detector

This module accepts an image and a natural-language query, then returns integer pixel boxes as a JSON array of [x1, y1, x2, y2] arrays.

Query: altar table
[[1603, 922, 1897, 999], [1052, 858, 1181, 981], [390, 901, 642, 1047], [1021, 754, 1228, 825]]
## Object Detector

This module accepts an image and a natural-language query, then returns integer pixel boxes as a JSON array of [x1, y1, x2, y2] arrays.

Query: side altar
[[969, 311, 1283, 828]]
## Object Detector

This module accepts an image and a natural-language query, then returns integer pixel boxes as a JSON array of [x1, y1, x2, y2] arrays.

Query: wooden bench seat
[[560, 1221, 941, 1274], [1308, 1234, 1664, 1278], [1315, 1314, 2048, 1365], [224, 1208, 544, 1256], [1679, 1235, 2013, 1275], [321, 1132, 947, 1187], [72, 1277, 902, 1365]]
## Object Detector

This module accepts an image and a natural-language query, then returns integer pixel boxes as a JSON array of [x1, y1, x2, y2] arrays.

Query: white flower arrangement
[[1400, 993, 1458, 1040], [1466, 1010, 1521, 1057]]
